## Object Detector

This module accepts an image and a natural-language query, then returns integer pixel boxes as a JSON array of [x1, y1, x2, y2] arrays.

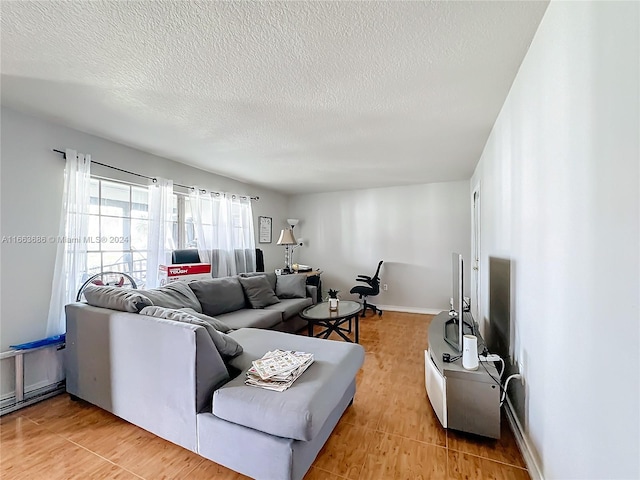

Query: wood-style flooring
[[0, 311, 530, 479]]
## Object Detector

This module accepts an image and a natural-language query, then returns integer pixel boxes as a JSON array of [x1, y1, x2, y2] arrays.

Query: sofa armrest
[[65, 303, 228, 451], [306, 285, 318, 305]]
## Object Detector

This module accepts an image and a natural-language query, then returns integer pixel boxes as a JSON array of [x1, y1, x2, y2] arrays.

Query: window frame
[[88, 176, 184, 287]]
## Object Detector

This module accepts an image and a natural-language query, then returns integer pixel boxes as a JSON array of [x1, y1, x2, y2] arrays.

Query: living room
[[1, 2, 639, 480]]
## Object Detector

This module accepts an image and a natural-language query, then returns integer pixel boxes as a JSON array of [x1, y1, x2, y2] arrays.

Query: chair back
[[172, 249, 201, 264], [371, 261, 383, 283]]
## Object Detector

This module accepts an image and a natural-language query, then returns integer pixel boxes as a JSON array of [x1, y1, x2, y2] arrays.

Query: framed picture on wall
[[259, 216, 272, 243]]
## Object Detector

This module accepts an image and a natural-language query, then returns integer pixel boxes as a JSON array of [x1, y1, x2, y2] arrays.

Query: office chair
[[350, 260, 384, 318], [172, 249, 201, 264]]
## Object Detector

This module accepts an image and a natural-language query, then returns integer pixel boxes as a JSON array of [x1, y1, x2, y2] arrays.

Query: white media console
[[425, 311, 501, 438]]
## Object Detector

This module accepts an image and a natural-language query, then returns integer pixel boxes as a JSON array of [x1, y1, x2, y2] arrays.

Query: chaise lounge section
[[65, 273, 365, 480]]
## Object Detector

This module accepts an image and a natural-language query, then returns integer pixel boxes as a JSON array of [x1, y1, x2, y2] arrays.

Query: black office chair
[[350, 260, 384, 318], [172, 249, 201, 264]]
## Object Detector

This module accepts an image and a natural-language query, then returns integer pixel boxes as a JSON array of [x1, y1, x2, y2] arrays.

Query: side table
[[300, 300, 363, 343]]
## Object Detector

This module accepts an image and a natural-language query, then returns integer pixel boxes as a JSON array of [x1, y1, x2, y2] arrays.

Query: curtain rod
[[53, 149, 259, 200]]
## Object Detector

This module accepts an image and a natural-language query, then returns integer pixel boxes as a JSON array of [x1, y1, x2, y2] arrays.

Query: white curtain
[[145, 178, 174, 288], [46, 149, 91, 336], [189, 190, 256, 277], [189, 187, 214, 265]]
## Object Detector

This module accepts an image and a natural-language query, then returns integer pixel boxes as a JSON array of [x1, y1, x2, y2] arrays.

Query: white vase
[[329, 298, 339, 311]]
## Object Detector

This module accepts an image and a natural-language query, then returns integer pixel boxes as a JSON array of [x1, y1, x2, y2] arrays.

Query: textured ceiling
[[1, 1, 548, 195]]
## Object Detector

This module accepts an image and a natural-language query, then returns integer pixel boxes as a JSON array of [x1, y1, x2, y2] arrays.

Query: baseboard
[[0, 378, 58, 402], [376, 304, 442, 315], [504, 397, 544, 480], [0, 381, 66, 416]]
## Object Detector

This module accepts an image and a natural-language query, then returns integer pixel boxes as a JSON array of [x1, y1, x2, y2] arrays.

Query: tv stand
[[425, 311, 501, 438]]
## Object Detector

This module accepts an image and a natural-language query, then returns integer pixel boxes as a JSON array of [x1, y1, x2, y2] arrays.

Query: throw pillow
[[140, 281, 202, 312], [240, 271, 277, 292], [275, 274, 307, 299], [238, 275, 280, 309], [83, 285, 152, 313], [188, 277, 246, 316], [139, 306, 242, 357], [178, 307, 232, 333]]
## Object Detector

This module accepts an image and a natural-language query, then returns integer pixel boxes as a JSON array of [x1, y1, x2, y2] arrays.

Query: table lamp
[[277, 228, 297, 273]]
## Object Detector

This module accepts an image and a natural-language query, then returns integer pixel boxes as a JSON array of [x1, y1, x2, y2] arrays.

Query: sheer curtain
[[189, 187, 214, 265], [189, 191, 256, 277], [46, 149, 91, 336], [145, 178, 174, 288]]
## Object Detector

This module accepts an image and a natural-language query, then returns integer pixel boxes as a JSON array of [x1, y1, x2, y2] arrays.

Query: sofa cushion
[[275, 274, 307, 299], [82, 285, 152, 313], [238, 276, 280, 309], [188, 277, 247, 316], [178, 308, 232, 333], [216, 309, 282, 330], [140, 306, 242, 357], [240, 271, 277, 292], [141, 281, 202, 312], [264, 297, 312, 321], [213, 328, 365, 441]]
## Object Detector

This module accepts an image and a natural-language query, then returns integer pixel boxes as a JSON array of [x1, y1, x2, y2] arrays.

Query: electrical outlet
[[383, 284, 388, 291]]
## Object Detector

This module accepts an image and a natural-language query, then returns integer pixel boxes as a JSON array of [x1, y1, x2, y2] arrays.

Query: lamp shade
[[277, 228, 297, 245]]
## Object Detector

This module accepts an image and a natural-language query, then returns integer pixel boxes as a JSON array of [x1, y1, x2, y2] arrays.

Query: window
[[87, 177, 178, 288], [185, 195, 254, 247], [179, 194, 201, 249], [87, 178, 254, 286]]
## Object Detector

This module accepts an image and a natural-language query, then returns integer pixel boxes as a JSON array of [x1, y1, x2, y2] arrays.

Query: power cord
[[479, 354, 505, 377], [477, 345, 505, 377], [475, 347, 508, 402], [500, 374, 522, 407], [473, 344, 523, 407], [478, 355, 505, 395]]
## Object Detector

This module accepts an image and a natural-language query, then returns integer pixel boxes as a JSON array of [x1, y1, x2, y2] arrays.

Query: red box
[[158, 263, 212, 286]]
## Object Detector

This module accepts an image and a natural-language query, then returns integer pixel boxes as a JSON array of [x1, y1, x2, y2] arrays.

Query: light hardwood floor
[[0, 311, 530, 479]]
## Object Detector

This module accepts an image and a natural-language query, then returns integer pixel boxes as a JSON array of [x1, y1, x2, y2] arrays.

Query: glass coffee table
[[300, 300, 363, 343]]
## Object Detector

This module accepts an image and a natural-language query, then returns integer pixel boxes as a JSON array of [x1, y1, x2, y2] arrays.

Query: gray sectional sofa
[[65, 272, 365, 480], [189, 272, 316, 333]]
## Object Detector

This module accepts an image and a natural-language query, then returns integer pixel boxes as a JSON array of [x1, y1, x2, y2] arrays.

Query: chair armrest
[[356, 275, 371, 281]]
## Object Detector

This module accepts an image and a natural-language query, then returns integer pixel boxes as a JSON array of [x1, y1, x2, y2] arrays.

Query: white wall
[[289, 181, 470, 311], [472, 2, 639, 478], [0, 107, 289, 398]]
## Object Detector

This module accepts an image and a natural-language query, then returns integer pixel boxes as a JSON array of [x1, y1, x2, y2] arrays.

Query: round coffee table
[[300, 300, 363, 343]]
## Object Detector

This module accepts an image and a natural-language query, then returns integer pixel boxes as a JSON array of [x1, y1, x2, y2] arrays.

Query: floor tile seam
[[18, 413, 82, 442], [359, 424, 448, 450], [445, 442, 450, 478], [5, 417, 145, 479], [22, 415, 41, 427], [447, 448, 529, 471], [352, 420, 381, 480], [64, 436, 147, 479], [313, 465, 351, 480], [11, 415, 72, 442], [353, 425, 448, 480]]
